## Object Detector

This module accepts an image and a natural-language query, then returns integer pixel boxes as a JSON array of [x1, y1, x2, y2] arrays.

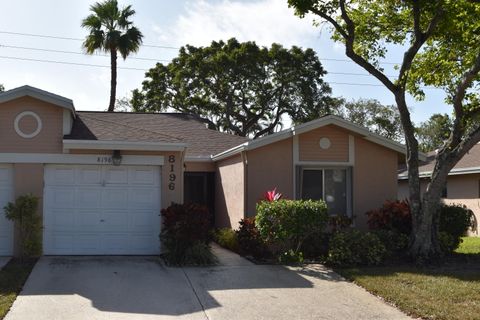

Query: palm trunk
[[108, 48, 117, 112]]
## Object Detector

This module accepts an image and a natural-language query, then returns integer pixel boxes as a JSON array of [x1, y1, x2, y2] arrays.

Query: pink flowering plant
[[264, 187, 283, 202]]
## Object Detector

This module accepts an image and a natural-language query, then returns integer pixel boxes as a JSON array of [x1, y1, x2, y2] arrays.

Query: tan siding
[[215, 155, 245, 229], [13, 163, 44, 256], [299, 125, 349, 162], [354, 137, 398, 229], [0, 97, 63, 153], [246, 138, 293, 215], [184, 161, 216, 172]]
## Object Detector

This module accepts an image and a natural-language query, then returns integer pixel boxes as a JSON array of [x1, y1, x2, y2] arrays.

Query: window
[[299, 167, 351, 216]]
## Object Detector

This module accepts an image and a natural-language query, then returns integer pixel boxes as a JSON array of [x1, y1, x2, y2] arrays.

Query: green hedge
[[256, 199, 328, 259]]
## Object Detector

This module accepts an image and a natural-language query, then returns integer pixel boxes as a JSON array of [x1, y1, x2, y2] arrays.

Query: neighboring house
[[398, 146, 480, 236], [0, 85, 412, 256]]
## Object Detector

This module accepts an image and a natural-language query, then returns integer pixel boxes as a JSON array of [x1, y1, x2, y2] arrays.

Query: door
[[0, 165, 14, 256], [43, 165, 161, 255]]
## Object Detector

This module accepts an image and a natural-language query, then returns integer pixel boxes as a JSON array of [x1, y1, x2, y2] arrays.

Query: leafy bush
[[236, 217, 269, 259], [4, 194, 42, 258], [279, 249, 304, 264], [372, 229, 409, 257], [215, 228, 239, 252], [439, 204, 475, 250], [438, 231, 456, 254], [256, 199, 329, 257], [160, 203, 215, 265], [327, 230, 387, 267], [366, 200, 412, 234], [300, 232, 331, 259], [182, 243, 218, 266], [329, 214, 353, 232]]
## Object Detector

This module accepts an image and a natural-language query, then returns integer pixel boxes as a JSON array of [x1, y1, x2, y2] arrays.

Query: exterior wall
[[184, 161, 216, 172], [12, 164, 44, 254], [215, 154, 245, 229], [354, 137, 398, 229], [246, 138, 294, 215], [298, 125, 349, 162], [69, 149, 183, 207], [398, 175, 480, 236], [0, 97, 64, 153]]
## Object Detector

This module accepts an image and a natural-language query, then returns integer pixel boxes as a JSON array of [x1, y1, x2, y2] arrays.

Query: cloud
[[153, 0, 318, 48]]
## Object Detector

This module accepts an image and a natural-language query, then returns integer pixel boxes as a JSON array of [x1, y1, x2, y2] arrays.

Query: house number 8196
[[168, 155, 176, 190]]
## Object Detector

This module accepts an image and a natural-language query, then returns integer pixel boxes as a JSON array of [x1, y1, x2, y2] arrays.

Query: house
[[398, 146, 480, 236], [0, 85, 411, 256]]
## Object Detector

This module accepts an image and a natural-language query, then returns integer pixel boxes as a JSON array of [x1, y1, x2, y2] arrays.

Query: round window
[[14, 111, 42, 139], [319, 137, 331, 150]]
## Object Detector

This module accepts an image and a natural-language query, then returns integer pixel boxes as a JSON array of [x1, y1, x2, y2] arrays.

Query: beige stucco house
[[398, 146, 480, 236], [0, 85, 411, 256]]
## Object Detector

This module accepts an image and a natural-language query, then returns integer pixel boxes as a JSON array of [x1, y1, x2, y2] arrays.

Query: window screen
[[301, 169, 323, 200]]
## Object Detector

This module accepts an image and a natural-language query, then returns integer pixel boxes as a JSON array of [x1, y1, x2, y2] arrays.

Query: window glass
[[324, 169, 347, 215], [301, 169, 323, 200]]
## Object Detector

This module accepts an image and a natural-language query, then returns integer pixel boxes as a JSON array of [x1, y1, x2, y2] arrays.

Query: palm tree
[[82, 0, 143, 112]]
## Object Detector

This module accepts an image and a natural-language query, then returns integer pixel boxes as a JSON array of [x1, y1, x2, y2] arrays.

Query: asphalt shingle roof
[[65, 112, 248, 158], [398, 144, 480, 176]]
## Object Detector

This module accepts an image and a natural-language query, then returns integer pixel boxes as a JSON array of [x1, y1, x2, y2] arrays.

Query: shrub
[[182, 243, 218, 266], [329, 214, 353, 232], [366, 200, 412, 234], [439, 203, 475, 250], [279, 249, 304, 264], [372, 229, 409, 257], [236, 217, 269, 259], [327, 230, 387, 267], [160, 203, 214, 265], [438, 231, 456, 254], [216, 228, 239, 252], [300, 232, 331, 259], [4, 194, 42, 258], [256, 199, 329, 258]]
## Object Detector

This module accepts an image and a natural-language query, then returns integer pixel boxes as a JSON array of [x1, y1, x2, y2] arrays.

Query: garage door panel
[[103, 189, 129, 209], [129, 167, 157, 185], [77, 166, 102, 185], [46, 166, 76, 185], [104, 167, 129, 184], [76, 188, 102, 208], [44, 164, 161, 255], [49, 188, 76, 208], [129, 188, 159, 209], [103, 210, 129, 232], [0, 166, 14, 256], [76, 210, 102, 230], [130, 210, 157, 232]]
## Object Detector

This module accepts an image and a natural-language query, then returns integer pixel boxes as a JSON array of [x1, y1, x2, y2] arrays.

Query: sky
[[0, 0, 452, 124]]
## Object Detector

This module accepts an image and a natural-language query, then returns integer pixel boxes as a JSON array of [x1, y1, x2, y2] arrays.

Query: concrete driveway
[[5, 246, 412, 320]]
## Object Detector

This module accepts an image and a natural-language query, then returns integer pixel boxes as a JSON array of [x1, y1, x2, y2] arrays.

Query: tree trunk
[[108, 49, 117, 112]]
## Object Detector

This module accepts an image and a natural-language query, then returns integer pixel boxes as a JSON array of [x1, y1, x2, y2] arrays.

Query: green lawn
[[337, 237, 480, 320], [0, 259, 36, 319]]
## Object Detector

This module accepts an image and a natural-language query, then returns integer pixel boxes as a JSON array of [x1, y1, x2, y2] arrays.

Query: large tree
[[82, 0, 143, 112], [288, 0, 480, 260], [131, 38, 336, 138], [0, 84, 4, 92], [416, 114, 453, 152]]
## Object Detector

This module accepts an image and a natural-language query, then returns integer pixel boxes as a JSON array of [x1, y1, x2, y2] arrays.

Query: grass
[[336, 237, 480, 320], [0, 259, 36, 319]]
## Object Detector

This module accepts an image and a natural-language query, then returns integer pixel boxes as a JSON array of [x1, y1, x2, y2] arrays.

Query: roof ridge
[[80, 113, 184, 142]]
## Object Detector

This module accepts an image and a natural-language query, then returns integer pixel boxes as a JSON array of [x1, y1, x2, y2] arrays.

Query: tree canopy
[[131, 38, 336, 138], [416, 114, 453, 153], [82, 0, 143, 112], [288, 0, 480, 260], [0, 84, 4, 92]]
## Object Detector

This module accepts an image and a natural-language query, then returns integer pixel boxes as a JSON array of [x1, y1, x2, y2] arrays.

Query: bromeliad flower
[[264, 187, 282, 202]]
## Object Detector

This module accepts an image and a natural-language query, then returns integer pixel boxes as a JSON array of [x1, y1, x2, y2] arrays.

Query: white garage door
[[44, 165, 161, 255], [0, 165, 14, 256]]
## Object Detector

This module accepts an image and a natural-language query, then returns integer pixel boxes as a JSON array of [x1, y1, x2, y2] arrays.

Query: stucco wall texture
[[398, 174, 480, 236]]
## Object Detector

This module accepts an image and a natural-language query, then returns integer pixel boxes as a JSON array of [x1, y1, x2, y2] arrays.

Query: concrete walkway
[[5, 245, 412, 320], [0, 256, 11, 270]]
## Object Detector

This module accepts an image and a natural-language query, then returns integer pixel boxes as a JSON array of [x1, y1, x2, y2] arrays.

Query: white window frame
[[298, 166, 353, 217]]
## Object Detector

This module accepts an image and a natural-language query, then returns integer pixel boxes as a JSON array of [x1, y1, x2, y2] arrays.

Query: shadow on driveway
[[5, 246, 411, 320]]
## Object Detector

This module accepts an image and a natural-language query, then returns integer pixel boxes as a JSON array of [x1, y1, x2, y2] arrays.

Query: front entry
[[184, 172, 215, 215]]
